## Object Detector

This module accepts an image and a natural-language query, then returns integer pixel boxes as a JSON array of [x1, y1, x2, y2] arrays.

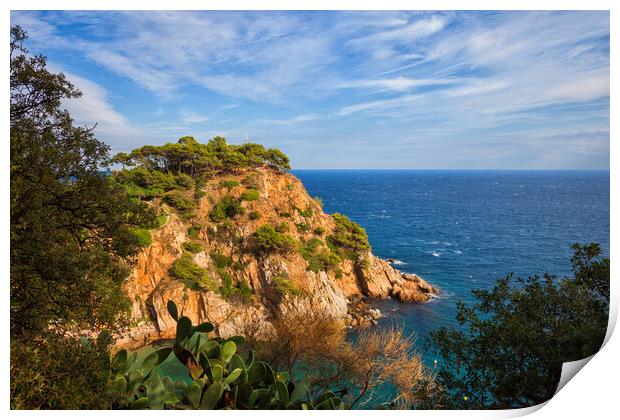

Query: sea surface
[[292, 169, 610, 365]]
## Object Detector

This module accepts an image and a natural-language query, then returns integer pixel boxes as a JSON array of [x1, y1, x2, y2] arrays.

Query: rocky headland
[[117, 167, 437, 349]]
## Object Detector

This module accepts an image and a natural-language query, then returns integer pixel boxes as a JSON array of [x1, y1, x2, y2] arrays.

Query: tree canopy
[[112, 136, 291, 177], [10, 25, 156, 337], [426, 243, 609, 409]]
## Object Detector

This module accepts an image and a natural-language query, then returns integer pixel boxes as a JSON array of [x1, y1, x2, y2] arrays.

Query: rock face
[[119, 168, 437, 348]]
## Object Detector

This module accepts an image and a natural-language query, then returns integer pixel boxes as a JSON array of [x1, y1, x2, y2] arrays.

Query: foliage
[[427, 243, 609, 409], [162, 191, 196, 213], [253, 225, 297, 254], [157, 214, 168, 228], [327, 213, 370, 259], [296, 205, 313, 218], [11, 333, 114, 409], [272, 276, 301, 297], [210, 251, 233, 269], [106, 302, 346, 409], [113, 136, 291, 177], [10, 26, 156, 337], [129, 228, 153, 248], [187, 226, 201, 240], [248, 210, 261, 220], [219, 180, 239, 190], [299, 239, 342, 274], [171, 253, 213, 291], [240, 189, 260, 202], [313, 227, 325, 236], [243, 309, 434, 409], [295, 221, 310, 233], [182, 241, 203, 254], [210, 196, 244, 222]]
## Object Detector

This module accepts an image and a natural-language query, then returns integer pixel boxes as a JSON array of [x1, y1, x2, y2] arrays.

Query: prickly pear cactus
[[106, 300, 347, 410]]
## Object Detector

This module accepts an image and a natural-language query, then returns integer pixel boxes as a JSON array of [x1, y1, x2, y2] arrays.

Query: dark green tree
[[10, 26, 156, 337], [426, 243, 609, 409]]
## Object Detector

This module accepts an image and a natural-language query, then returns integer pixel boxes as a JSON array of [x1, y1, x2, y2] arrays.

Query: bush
[[240, 188, 259, 201], [11, 334, 113, 409], [156, 214, 168, 227], [295, 222, 310, 233], [175, 173, 195, 188], [248, 210, 261, 220], [313, 226, 325, 236], [187, 225, 201, 240], [272, 275, 301, 296], [219, 179, 239, 190], [163, 191, 196, 212], [296, 205, 313, 218], [182, 241, 203, 253], [327, 213, 370, 259], [299, 239, 342, 273], [254, 225, 296, 254], [170, 253, 212, 291], [210, 251, 233, 269], [210, 195, 244, 221], [129, 227, 152, 248]]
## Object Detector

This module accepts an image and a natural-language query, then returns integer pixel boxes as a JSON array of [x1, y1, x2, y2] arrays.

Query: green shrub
[[175, 173, 195, 188], [296, 205, 313, 218], [248, 210, 261, 220], [194, 190, 206, 200], [295, 222, 310, 233], [313, 226, 325, 236], [210, 251, 233, 269], [210, 195, 244, 221], [156, 214, 168, 227], [129, 227, 152, 247], [254, 225, 296, 254], [182, 241, 203, 254], [299, 239, 341, 273], [240, 188, 259, 201], [327, 213, 370, 259], [272, 275, 301, 296], [187, 225, 201, 240], [163, 191, 196, 212], [219, 271, 234, 298], [219, 179, 239, 190], [278, 211, 292, 218], [171, 253, 212, 291]]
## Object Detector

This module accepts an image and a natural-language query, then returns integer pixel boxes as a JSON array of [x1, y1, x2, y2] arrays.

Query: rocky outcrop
[[118, 168, 437, 349]]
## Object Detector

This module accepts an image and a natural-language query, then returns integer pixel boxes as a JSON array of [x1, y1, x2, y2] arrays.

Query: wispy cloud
[[11, 10, 610, 169]]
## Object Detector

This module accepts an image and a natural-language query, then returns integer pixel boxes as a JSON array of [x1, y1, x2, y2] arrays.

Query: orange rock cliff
[[119, 168, 437, 348]]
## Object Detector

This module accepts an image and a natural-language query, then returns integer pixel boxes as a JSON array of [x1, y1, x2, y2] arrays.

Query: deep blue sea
[[292, 170, 610, 365]]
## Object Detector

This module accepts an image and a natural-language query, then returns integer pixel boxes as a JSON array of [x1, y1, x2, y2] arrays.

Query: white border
[[2, 1, 617, 419]]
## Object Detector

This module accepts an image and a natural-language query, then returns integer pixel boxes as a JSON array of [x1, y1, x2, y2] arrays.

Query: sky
[[10, 10, 610, 169]]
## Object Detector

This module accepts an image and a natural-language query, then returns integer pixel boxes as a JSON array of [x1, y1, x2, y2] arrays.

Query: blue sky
[[11, 10, 610, 169]]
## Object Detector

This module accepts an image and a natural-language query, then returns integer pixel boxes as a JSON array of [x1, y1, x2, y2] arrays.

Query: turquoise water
[[292, 170, 610, 365]]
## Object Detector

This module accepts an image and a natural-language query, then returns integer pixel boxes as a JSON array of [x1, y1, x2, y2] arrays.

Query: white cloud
[[58, 69, 147, 149], [340, 77, 457, 93]]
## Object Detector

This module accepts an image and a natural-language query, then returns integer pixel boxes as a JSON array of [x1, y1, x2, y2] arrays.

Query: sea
[[292, 169, 610, 366]]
